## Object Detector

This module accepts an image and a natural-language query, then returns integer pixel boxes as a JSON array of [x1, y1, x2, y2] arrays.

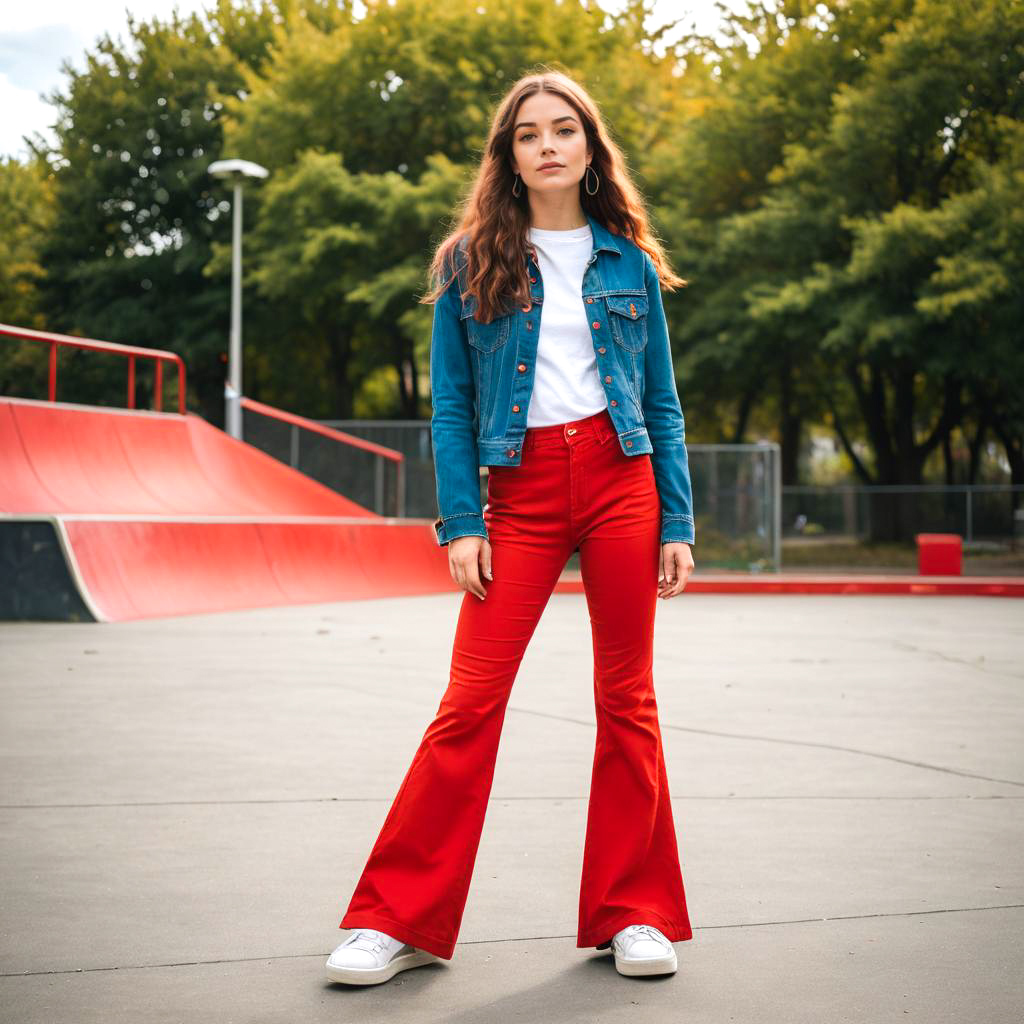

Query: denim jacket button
[[592, 321, 601, 329], [604, 375, 612, 383], [610, 399, 618, 406], [506, 448, 515, 457], [518, 363, 526, 372], [586, 297, 594, 303], [530, 276, 537, 283], [513, 404, 520, 412], [598, 346, 606, 354], [521, 302, 532, 312], [626, 440, 633, 447]]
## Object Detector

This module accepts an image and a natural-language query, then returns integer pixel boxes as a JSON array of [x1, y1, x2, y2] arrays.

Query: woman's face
[[509, 92, 593, 197]]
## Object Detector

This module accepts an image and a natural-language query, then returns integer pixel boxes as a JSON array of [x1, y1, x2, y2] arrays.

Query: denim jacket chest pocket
[[604, 293, 649, 351], [460, 296, 513, 437], [460, 296, 512, 351], [603, 292, 649, 411]]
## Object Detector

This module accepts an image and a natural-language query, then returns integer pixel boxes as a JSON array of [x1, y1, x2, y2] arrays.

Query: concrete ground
[[1, 592, 1022, 1023]]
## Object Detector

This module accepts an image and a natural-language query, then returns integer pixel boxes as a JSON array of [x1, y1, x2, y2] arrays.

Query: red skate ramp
[[0, 397, 449, 621]]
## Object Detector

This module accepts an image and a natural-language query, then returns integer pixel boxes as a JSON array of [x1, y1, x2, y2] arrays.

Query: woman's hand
[[658, 542, 694, 599], [448, 535, 492, 600]]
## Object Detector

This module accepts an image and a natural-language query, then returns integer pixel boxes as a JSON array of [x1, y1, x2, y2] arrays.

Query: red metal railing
[[239, 395, 406, 515], [0, 322, 187, 414], [240, 395, 403, 463]]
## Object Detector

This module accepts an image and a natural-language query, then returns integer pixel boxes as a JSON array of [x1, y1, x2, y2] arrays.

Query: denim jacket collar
[[525, 210, 625, 265]]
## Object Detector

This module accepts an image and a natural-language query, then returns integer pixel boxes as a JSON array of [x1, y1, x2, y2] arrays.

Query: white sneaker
[[325, 928, 440, 985], [610, 923, 678, 977]]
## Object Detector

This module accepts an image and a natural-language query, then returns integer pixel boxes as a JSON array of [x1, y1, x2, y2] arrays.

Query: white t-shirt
[[525, 224, 608, 427]]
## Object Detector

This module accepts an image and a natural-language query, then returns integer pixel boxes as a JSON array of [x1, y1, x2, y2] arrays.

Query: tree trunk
[[324, 324, 354, 419], [404, 336, 422, 418], [967, 413, 988, 485], [395, 333, 420, 418], [731, 387, 755, 444], [779, 358, 802, 485], [848, 358, 962, 542], [991, 409, 1024, 486]]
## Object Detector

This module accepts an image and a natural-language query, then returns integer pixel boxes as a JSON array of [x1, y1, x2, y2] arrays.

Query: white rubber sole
[[325, 947, 440, 986], [612, 946, 678, 977]]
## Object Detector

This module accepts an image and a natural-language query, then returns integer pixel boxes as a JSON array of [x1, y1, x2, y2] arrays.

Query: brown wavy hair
[[420, 68, 687, 323]]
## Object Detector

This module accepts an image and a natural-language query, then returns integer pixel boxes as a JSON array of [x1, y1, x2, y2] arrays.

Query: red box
[[916, 533, 962, 576]]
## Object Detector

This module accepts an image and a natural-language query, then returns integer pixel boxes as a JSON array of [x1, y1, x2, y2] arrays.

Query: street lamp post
[[208, 158, 268, 440]]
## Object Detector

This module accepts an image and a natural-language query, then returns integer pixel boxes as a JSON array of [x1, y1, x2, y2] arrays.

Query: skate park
[[3, 0, 1024, 1016], [1, 322, 1021, 1022]]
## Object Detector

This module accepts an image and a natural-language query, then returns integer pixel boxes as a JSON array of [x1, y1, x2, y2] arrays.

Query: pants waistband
[[523, 408, 617, 450]]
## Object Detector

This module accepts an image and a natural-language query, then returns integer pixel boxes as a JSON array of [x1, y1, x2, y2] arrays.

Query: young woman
[[326, 69, 696, 986]]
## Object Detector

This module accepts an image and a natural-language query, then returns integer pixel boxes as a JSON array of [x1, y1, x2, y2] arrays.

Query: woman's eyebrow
[[513, 115, 578, 130]]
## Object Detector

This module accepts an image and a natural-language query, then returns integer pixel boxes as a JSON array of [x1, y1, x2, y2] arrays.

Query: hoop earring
[[584, 164, 600, 196], [512, 173, 523, 199]]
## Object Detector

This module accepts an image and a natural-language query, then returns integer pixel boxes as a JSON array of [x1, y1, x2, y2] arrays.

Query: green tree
[[916, 118, 1024, 484], [760, 0, 1022, 493], [0, 156, 55, 329], [649, 0, 912, 481], [0, 156, 56, 397], [32, 3, 284, 418], [667, 0, 1023, 517]]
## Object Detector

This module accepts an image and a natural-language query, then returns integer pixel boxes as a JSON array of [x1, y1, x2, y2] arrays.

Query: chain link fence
[[242, 415, 784, 571], [783, 485, 1024, 545]]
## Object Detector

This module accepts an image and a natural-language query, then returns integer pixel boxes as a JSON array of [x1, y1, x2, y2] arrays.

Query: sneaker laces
[[618, 924, 667, 950], [346, 929, 389, 954]]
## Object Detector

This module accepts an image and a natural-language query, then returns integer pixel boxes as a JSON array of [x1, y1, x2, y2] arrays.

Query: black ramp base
[[0, 519, 97, 622]]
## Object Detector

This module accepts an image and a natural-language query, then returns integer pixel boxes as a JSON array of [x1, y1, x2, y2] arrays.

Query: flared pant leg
[[573, 426, 693, 949]]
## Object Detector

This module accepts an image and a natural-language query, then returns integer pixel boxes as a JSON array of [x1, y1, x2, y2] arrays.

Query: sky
[[0, 1, 741, 160]]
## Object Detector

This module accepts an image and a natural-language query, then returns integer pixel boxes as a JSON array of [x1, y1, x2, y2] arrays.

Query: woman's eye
[[519, 127, 575, 142]]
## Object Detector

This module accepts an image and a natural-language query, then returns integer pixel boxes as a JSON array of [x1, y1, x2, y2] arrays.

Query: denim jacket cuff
[[660, 513, 695, 546], [434, 512, 489, 547]]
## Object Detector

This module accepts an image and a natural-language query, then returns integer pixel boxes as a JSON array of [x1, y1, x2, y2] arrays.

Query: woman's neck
[[527, 198, 588, 231]]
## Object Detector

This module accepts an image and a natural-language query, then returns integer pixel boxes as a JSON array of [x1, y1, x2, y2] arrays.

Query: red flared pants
[[339, 407, 693, 959]]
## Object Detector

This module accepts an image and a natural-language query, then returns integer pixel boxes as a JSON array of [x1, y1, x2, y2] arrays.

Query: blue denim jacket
[[429, 210, 695, 548]]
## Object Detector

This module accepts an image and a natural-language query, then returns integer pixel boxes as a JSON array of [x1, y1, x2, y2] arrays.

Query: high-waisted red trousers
[[340, 407, 693, 959]]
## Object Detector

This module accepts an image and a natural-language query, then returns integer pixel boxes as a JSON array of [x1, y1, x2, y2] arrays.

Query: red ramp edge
[[61, 517, 453, 621]]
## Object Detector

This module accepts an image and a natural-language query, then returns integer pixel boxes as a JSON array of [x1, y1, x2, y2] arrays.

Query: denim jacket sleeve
[[642, 252, 696, 547], [429, 272, 488, 547]]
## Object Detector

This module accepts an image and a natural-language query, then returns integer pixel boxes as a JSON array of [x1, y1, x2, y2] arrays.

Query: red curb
[[553, 572, 1024, 597]]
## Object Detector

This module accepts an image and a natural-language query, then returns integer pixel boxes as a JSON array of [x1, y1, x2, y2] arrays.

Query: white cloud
[[0, 72, 59, 159], [0, 1, 207, 159]]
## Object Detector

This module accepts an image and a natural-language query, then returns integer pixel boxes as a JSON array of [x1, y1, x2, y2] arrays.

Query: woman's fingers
[[448, 536, 489, 600], [462, 558, 486, 599], [658, 544, 693, 599]]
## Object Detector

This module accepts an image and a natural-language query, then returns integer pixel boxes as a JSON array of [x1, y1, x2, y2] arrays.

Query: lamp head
[[208, 159, 269, 181]]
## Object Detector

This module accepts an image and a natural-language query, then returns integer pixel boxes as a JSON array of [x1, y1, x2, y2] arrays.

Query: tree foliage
[[0, 0, 1020, 495]]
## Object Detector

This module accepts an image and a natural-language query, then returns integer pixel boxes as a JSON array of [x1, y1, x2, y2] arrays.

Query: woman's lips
[[538, 165, 564, 172]]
